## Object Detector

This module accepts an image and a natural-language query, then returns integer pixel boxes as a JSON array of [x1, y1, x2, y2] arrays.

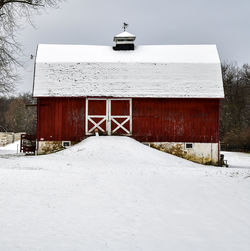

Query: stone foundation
[[38, 141, 65, 155], [149, 142, 219, 165], [37, 141, 79, 155]]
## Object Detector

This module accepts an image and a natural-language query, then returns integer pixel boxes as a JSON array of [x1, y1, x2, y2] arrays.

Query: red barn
[[33, 31, 224, 165]]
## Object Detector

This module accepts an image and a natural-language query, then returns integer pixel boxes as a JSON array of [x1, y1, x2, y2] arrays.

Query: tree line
[[0, 93, 36, 134], [220, 63, 250, 151]]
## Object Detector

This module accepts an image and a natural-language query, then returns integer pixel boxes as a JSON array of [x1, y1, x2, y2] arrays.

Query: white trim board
[[86, 98, 132, 136]]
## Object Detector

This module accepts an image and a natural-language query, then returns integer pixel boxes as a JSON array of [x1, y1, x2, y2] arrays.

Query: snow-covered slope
[[0, 136, 249, 251]]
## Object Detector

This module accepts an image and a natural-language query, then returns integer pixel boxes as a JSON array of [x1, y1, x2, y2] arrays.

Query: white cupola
[[113, 23, 136, 50]]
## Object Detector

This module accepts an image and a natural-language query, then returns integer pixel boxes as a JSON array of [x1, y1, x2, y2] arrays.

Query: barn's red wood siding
[[37, 97, 219, 143], [132, 98, 219, 143], [37, 98, 85, 141]]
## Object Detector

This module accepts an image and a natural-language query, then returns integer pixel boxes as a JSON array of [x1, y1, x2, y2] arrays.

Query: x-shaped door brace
[[88, 116, 106, 133], [111, 117, 130, 134]]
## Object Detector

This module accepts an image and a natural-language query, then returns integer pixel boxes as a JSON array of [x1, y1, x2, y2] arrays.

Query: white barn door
[[86, 98, 132, 136]]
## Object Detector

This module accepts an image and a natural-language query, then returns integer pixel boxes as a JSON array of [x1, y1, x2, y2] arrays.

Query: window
[[185, 143, 193, 149], [62, 141, 71, 148]]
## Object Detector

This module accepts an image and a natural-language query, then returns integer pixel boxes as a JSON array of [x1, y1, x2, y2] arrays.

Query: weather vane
[[123, 22, 128, 31]]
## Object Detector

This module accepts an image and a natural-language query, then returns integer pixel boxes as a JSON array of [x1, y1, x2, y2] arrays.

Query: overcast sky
[[16, 0, 250, 94]]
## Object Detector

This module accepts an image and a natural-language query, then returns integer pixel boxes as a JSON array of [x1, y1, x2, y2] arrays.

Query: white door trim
[[85, 98, 108, 135], [86, 98, 132, 136]]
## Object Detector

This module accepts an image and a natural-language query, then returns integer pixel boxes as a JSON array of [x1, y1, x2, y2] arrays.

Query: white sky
[[16, 0, 250, 94]]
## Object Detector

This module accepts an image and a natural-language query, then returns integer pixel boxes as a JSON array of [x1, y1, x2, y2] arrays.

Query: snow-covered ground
[[222, 151, 250, 169], [0, 140, 20, 155], [0, 136, 249, 251]]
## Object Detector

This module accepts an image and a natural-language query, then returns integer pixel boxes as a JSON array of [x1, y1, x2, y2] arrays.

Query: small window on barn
[[185, 143, 193, 149], [62, 141, 71, 148]]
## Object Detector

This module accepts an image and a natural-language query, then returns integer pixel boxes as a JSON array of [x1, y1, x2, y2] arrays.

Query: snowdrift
[[55, 136, 199, 168]]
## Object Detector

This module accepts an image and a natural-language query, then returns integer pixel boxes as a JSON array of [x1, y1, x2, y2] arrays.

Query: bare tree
[[4, 93, 36, 133], [0, 0, 62, 94]]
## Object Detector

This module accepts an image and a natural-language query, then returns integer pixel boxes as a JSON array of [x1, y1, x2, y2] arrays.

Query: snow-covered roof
[[114, 31, 136, 38], [33, 44, 224, 98]]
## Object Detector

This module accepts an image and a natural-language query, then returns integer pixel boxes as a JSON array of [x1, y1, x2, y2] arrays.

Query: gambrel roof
[[33, 44, 224, 98]]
